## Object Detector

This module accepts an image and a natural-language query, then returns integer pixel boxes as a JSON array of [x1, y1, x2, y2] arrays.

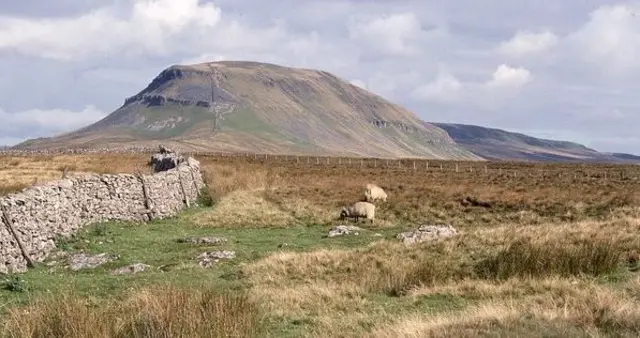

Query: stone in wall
[[0, 157, 205, 274], [148, 146, 185, 172]]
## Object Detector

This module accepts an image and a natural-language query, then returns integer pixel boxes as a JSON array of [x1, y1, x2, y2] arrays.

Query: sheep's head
[[339, 207, 349, 220]]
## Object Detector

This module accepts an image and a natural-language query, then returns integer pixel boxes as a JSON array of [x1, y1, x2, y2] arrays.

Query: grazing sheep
[[340, 201, 376, 224], [363, 183, 387, 203]]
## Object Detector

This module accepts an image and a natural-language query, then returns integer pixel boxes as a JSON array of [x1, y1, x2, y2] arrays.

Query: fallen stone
[[112, 263, 151, 275], [396, 224, 458, 245], [177, 236, 227, 245], [328, 225, 364, 237], [69, 253, 119, 271], [49, 250, 68, 260], [197, 250, 236, 268]]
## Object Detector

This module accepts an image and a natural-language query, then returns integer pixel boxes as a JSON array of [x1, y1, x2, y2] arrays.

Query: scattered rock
[[49, 250, 68, 260], [328, 225, 364, 237], [278, 243, 289, 248], [112, 263, 151, 275], [177, 236, 227, 245], [197, 251, 236, 268], [69, 253, 119, 271], [396, 224, 458, 245]]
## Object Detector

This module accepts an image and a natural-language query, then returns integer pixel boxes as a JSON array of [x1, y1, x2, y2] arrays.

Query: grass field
[[1, 153, 640, 337]]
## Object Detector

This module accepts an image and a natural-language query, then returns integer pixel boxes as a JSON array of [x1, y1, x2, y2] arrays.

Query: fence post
[[426, 162, 429, 170], [1, 205, 35, 268], [455, 164, 459, 173], [413, 161, 416, 170], [361, 159, 363, 168]]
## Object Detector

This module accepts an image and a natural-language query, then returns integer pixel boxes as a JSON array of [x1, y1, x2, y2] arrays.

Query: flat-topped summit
[[13, 61, 480, 160]]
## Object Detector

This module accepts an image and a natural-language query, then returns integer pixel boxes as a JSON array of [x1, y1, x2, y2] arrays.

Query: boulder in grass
[[396, 224, 458, 245]]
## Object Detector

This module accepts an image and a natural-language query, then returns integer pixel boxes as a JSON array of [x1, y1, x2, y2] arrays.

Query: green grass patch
[[0, 208, 401, 309]]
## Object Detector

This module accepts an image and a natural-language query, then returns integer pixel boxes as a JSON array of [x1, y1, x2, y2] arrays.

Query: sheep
[[363, 183, 387, 203], [339, 201, 376, 224]]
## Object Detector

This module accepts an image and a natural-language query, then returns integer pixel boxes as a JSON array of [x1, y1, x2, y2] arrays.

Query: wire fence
[[190, 152, 640, 182], [2, 148, 639, 182]]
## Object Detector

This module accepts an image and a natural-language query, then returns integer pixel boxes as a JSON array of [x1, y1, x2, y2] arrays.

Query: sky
[[0, 0, 639, 154]]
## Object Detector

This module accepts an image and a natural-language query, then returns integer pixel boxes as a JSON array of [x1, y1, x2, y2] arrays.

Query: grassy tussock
[[3, 154, 640, 336], [475, 237, 623, 280], [190, 189, 297, 228], [369, 280, 640, 338], [1, 286, 260, 338], [202, 163, 283, 201], [244, 216, 640, 336]]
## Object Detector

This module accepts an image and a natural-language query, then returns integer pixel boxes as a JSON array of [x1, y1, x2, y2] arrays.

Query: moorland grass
[[1, 153, 640, 337]]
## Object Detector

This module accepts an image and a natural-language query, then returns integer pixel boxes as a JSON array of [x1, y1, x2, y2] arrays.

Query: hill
[[433, 123, 640, 163], [12, 61, 481, 160]]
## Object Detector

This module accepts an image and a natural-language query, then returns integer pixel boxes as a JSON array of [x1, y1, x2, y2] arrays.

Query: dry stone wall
[[0, 159, 205, 274]]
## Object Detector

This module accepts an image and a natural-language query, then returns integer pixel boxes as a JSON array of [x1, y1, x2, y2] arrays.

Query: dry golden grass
[[1, 286, 259, 338], [0, 154, 150, 195], [370, 277, 640, 338], [190, 189, 297, 228], [242, 213, 640, 337], [2, 153, 640, 337]]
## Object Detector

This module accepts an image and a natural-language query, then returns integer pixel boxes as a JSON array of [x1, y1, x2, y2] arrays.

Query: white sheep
[[363, 183, 387, 203], [339, 201, 376, 224]]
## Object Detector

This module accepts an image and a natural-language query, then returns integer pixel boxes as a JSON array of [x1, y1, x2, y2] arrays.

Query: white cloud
[[486, 64, 532, 88], [347, 13, 432, 56], [497, 30, 559, 57], [411, 71, 462, 102], [2, 0, 640, 154], [568, 3, 640, 73], [0, 105, 106, 135], [0, 0, 221, 60], [180, 54, 227, 65]]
